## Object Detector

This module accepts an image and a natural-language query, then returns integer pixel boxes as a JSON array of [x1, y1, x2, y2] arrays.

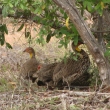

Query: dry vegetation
[[0, 18, 110, 110]]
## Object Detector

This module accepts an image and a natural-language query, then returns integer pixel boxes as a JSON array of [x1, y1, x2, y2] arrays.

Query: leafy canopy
[[0, 0, 110, 49]]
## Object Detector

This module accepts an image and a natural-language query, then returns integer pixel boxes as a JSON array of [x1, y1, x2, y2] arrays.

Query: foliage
[[88, 66, 101, 86], [0, 0, 110, 48], [77, 0, 110, 15], [105, 41, 110, 59], [0, 24, 12, 48]]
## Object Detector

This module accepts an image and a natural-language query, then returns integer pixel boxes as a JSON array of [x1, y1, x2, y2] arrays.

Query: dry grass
[[0, 88, 110, 110]]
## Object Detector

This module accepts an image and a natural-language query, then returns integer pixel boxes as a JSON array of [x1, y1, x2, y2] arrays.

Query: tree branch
[[0, 8, 63, 30]]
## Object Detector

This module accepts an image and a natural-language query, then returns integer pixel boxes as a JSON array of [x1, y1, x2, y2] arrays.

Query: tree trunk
[[97, 15, 106, 52], [52, 0, 110, 85]]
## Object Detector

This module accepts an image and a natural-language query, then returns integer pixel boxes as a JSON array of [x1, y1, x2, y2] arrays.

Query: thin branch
[[91, 29, 110, 33]]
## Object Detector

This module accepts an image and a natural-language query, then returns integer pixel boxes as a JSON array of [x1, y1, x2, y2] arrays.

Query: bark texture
[[52, 0, 110, 85]]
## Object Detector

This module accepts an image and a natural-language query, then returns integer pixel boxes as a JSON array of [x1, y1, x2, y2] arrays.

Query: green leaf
[[17, 24, 24, 32], [6, 42, 12, 49], [9, 9, 15, 14], [46, 33, 52, 43], [36, 36, 45, 46], [81, 6, 84, 16], [34, 7, 43, 14], [58, 44, 63, 48], [46, 32, 55, 43], [20, 3, 25, 10], [9, 3, 13, 8], [83, 1, 89, 8], [83, 1, 93, 12], [25, 31, 30, 38], [0, 33, 5, 45], [73, 35, 78, 46], [72, 55, 78, 61], [3, 24, 8, 34], [60, 27, 70, 35], [104, 48, 110, 57], [2, 6, 8, 17], [59, 39, 68, 48], [102, 0, 110, 3], [95, 3, 103, 16], [71, 25, 78, 35]]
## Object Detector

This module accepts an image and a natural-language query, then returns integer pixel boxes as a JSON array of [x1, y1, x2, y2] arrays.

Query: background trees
[[0, 0, 110, 85]]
